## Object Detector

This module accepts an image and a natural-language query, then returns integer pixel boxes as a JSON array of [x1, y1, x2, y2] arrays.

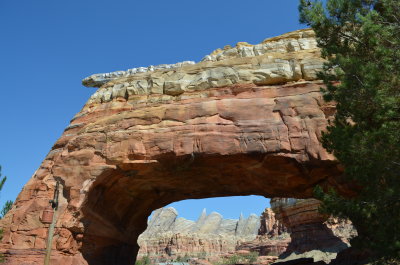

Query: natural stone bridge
[[0, 29, 346, 264]]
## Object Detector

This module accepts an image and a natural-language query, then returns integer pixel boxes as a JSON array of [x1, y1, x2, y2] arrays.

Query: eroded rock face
[[82, 29, 318, 90], [0, 29, 345, 265]]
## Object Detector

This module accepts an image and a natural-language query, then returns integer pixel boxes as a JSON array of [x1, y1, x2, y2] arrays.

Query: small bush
[[243, 252, 258, 264], [197, 251, 207, 259], [214, 252, 259, 265], [135, 255, 151, 265]]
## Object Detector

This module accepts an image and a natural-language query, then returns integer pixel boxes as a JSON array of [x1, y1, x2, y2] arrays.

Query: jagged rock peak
[[82, 28, 318, 89], [142, 207, 178, 235], [141, 207, 261, 237], [196, 208, 207, 223]]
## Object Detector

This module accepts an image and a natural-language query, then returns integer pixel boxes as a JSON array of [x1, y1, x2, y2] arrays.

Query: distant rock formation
[[137, 201, 357, 265], [137, 207, 263, 259], [140, 207, 262, 238], [236, 208, 290, 257], [258, 208, 288, 237]]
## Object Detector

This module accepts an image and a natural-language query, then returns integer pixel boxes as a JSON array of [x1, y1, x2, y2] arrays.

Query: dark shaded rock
[[273, 257, 326, 265], [329, 248, 371, 265]]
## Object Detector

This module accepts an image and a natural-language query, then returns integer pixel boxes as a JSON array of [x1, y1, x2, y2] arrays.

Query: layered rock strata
[[0, 29, 346, 265], [82, 29, 319, 90], [236, 236, 290, 258]]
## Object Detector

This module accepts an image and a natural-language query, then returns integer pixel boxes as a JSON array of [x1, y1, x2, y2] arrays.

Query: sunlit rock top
[[202, 28, 316, 61], [82, 61, 196, 88], [82, 29, 323, 105]]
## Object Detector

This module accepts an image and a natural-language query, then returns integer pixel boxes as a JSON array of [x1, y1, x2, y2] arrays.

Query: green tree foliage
[[243, 252, 258, 264], [1, 201, 12, 219], [0, 166, 12, 220], [175, 254, 191, 262], [0, 167, 6, 194], [0, 166, 12, 263], [299, 0, 400, 261]]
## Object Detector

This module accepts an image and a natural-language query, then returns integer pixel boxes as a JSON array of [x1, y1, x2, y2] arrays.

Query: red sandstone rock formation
[[0, 29, 347, 265], [258, 208, 288, 237], [236, 236, 290, 258], [236, 207, 290, 258]]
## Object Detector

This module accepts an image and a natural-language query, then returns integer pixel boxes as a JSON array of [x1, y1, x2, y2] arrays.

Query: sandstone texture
[[0, 29, 347, 265], [82, 29, 319, 90]]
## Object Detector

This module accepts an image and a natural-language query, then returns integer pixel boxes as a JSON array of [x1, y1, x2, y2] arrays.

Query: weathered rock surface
[[82, 61, 196, 88], [82, 29, 323, 102], [0, 29, 347, 265], [82, 29, 318, 89]]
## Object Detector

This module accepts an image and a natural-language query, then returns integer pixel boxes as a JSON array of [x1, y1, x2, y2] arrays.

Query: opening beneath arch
[[148, 195, 271, 221], [137, 195, 287, 264], [136, 196, 355, 265], [79, 152, 343, 265]]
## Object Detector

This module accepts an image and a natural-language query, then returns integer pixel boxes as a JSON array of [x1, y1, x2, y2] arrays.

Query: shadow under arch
[[79, 152, 341, 265]]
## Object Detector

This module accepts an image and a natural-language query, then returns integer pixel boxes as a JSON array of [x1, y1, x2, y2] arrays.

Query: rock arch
[[0, 29, 347, 265]]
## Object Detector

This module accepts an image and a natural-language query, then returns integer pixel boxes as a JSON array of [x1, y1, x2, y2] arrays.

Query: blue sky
[[0, 0, 303, 220]]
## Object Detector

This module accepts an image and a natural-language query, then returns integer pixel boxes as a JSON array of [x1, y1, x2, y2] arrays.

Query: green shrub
[[299, 0, 400, 260], [197, 251, 207, 259], [213, 252, 259, 265], [135, 255, 151, 265], [243, 252, 258, 264]]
